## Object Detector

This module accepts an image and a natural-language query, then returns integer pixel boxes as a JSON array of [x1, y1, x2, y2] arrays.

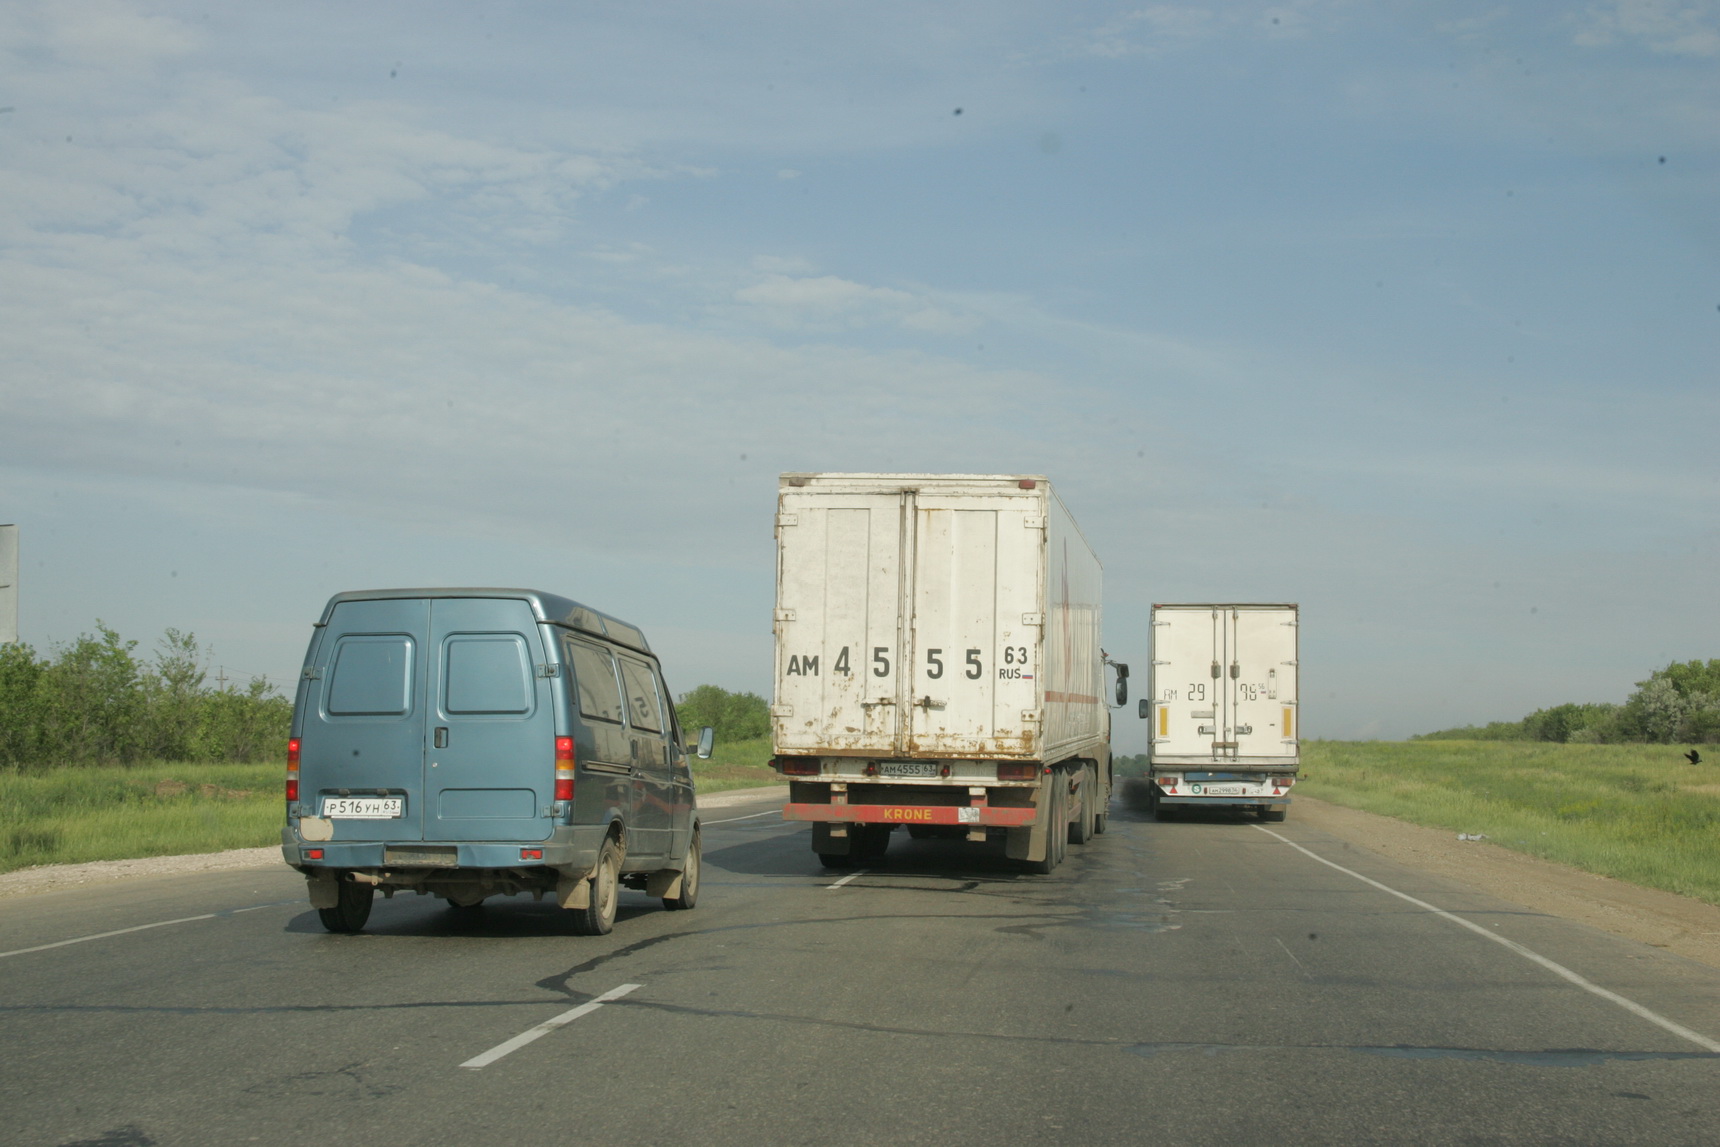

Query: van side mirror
[[1137, 699, 1150, 720], [696, 726, 714, 760]]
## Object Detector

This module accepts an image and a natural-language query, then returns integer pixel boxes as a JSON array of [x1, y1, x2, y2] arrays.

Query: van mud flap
[[556, 873, 591, 910]]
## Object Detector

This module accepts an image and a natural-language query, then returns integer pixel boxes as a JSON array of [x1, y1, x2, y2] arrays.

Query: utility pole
[[216, 665, 229, 691], [0, 524, 17, 646]]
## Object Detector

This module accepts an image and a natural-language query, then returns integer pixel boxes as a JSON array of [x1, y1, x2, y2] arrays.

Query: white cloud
[[730, 272, 982, 335], [1573, 0, 1720, 56]]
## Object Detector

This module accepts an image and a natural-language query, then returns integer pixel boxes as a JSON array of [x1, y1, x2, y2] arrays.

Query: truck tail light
[[555, 736, 576, 801], [997, 763, 1037, 781], [286, 738, 300, 802], [773, 756, 819, 776]]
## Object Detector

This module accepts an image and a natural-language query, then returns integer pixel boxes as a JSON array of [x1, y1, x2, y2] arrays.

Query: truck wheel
[[1095, 761, 1110, 834], [1147, 784, 1164, 821], [570, 836, 622, 936], [1263, 808, 1287, 823], [857, 824, 892, 861], [1069, 766, 1094, 845], [818, 851, 858, 869], [318, 880, 374, 934], [664, 829, 700, 911]]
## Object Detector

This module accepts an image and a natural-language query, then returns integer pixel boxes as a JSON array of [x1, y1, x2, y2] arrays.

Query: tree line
[[1417, 660, 1720, 744], [674, 684, 769, 742], [0, 625, 291, 769]]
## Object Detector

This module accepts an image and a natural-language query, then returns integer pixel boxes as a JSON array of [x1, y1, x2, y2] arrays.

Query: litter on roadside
[[1457, 833, 1489, 842]]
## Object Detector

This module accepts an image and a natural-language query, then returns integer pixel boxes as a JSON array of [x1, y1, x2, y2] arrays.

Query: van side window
[[327, 635, 414, 716], [618, 657, 665, 733], [565, 638, 623, 724], [444, 635, 531, 715]]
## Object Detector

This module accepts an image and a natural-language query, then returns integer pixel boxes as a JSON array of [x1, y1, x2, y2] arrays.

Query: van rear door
[[307, 597, 430, 842], [426, 597, 556, 843]]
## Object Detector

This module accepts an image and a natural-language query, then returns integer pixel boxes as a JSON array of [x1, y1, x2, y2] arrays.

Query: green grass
[[691, 736, 780, 793], [0, 741, 784, 875], [0, 762, 284, 875], [1299, 740, 1720, 907]]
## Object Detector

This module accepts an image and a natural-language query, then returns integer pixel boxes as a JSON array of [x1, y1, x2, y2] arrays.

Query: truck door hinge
[[1023, 515, 1045, 529], [771, 704, 793, 718], [1021, 709, 1042, 723], [774, 608, 796, 623], [776, 513, 798, 528], [1022, 612, 1043, 626]]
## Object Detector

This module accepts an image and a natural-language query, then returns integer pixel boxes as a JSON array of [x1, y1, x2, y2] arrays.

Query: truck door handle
[[434, 727, 449, 748]]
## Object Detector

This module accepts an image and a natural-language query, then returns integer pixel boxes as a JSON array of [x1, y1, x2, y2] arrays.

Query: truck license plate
[[879, 761, 939, 778], [322, 797, 404, 819], [1199, 785, 1245, 796]]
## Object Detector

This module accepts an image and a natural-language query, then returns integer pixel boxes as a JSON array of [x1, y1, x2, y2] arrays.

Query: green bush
[[676, 684, 770, 742], [0, 624, 291, 771]]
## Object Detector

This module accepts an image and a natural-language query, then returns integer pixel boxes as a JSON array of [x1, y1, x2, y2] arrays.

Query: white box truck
[[770, 473, 1124, 873], [1138, 603, 1299, 821]]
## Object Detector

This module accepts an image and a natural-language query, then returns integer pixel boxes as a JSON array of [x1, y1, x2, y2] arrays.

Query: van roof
[[316, 588, 651, 654]]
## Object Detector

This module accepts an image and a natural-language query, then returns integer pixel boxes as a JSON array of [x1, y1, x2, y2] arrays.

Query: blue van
[[281, 588, 711, 935]]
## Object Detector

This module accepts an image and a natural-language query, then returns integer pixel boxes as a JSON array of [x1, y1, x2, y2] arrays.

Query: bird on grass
[[1685, 749, 1702, 765]]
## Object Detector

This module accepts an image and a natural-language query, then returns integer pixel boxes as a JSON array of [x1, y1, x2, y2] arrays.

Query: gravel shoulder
[[7, 784, 1719, 975]]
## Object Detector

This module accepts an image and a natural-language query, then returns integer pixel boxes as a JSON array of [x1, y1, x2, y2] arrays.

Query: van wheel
[[318, 881, 374, 934], [664, 829, 700, 911], [570, 837, 622, 936]]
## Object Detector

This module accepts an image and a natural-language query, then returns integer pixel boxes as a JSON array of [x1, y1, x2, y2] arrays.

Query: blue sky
[[1, 0, 1716, 745]]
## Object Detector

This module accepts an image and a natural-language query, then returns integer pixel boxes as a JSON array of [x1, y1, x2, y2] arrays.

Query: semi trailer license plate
[[879, 761, 940, 778], [321, 797, 404, 818], [1191, 784, 1245, 796]]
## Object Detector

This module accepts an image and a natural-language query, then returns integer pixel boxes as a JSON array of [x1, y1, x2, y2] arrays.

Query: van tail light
[[286, 738, 300, 802], [997, 762, 1037, 781], [773, 756, 819, 776], [554, 737, 576, 801]]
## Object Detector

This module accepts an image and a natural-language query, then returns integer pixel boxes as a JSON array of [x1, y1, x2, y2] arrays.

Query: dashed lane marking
[[0, 899, 301, 960], [460, 983, 641, 1069], [1255, 824, 1720, 1054]]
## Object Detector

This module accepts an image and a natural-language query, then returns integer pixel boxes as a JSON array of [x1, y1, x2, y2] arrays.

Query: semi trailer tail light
[[773, 756, 820, 776], [997, 763, 1038, 781], [555, 737, 576, 801], [286, 738, 300, 802]]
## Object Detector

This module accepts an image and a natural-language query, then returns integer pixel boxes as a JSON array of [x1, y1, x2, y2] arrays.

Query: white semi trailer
[[769, 473, 1124, 872], [1139, 603, 1299, 821]]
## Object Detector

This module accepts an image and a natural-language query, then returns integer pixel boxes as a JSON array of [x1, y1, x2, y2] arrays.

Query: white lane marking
[[703, 810, 780, 825], [460, 983, 641, 1069], [827, 871, 865, 889], [1255, 825, 1720, 1053], [0, 898, 305, 960]]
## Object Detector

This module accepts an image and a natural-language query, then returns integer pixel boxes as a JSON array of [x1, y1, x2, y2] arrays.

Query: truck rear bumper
[[782, 802, 1038, 827], [1159, 796, 1292, 807]]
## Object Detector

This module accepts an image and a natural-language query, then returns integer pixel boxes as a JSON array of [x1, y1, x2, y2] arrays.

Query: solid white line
[[703, 810, 780, 825], [460, 983, 641, 1069], [1254, 825, 1720, 1053], [826, 871, 865, 889], [0, 913, 219, 960]]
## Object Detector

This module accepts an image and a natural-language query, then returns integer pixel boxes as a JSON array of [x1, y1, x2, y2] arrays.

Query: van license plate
[[879, 762, 939, 778], [322, 797, 404, 818]]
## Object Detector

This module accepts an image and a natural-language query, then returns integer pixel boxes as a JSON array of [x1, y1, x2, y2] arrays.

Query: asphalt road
[[4, 793, 1720, 1146]]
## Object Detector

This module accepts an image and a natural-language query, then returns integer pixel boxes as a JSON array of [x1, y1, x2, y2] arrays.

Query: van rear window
[[566, 639, 623, 724], [327, 636, 414, 716], [444, 635, 532, 714]]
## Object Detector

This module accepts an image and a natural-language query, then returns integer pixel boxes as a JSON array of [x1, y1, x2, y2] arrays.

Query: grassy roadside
[[1298, 740, 1720, 907], [1, 739, 782, 875]]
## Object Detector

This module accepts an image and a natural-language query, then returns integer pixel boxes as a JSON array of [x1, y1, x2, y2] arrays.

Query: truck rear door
[[1150, 608, 1220, 760], [906, 494, 1042, 756], [1227, 607, 1298, 762], [774, 489, 911, 755]]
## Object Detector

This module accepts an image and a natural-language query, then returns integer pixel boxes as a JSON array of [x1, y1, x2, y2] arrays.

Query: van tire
[[664, 829, 700, 911], [570, 837, 622, 936], [318, 880, 374, 934]]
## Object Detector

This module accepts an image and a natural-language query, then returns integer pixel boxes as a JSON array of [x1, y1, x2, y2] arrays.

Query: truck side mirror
[[1137, 699, 1150, 720], [696, 726, 715, 760], [1115, 676, 1128, 706]]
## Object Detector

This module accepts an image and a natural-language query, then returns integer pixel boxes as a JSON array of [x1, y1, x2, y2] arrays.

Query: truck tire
[[318, 880, 374, 934], [663, 829, 700, 911], [857, 824, 892, 861], [818, 849, 858, 869], [1095, 760, 1110, 834], [1069, 765, 1094, 845], [569, 836, 622, 936], [1262, 808, 1287, 823]]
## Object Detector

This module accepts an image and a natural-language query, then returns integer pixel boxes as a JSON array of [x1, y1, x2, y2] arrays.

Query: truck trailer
[[769, 473, 1123, 872], [1138, 603, 1299, 820]]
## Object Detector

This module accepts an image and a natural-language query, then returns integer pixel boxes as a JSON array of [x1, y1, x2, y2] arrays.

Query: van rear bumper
[[279, 825, 599, 874]]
